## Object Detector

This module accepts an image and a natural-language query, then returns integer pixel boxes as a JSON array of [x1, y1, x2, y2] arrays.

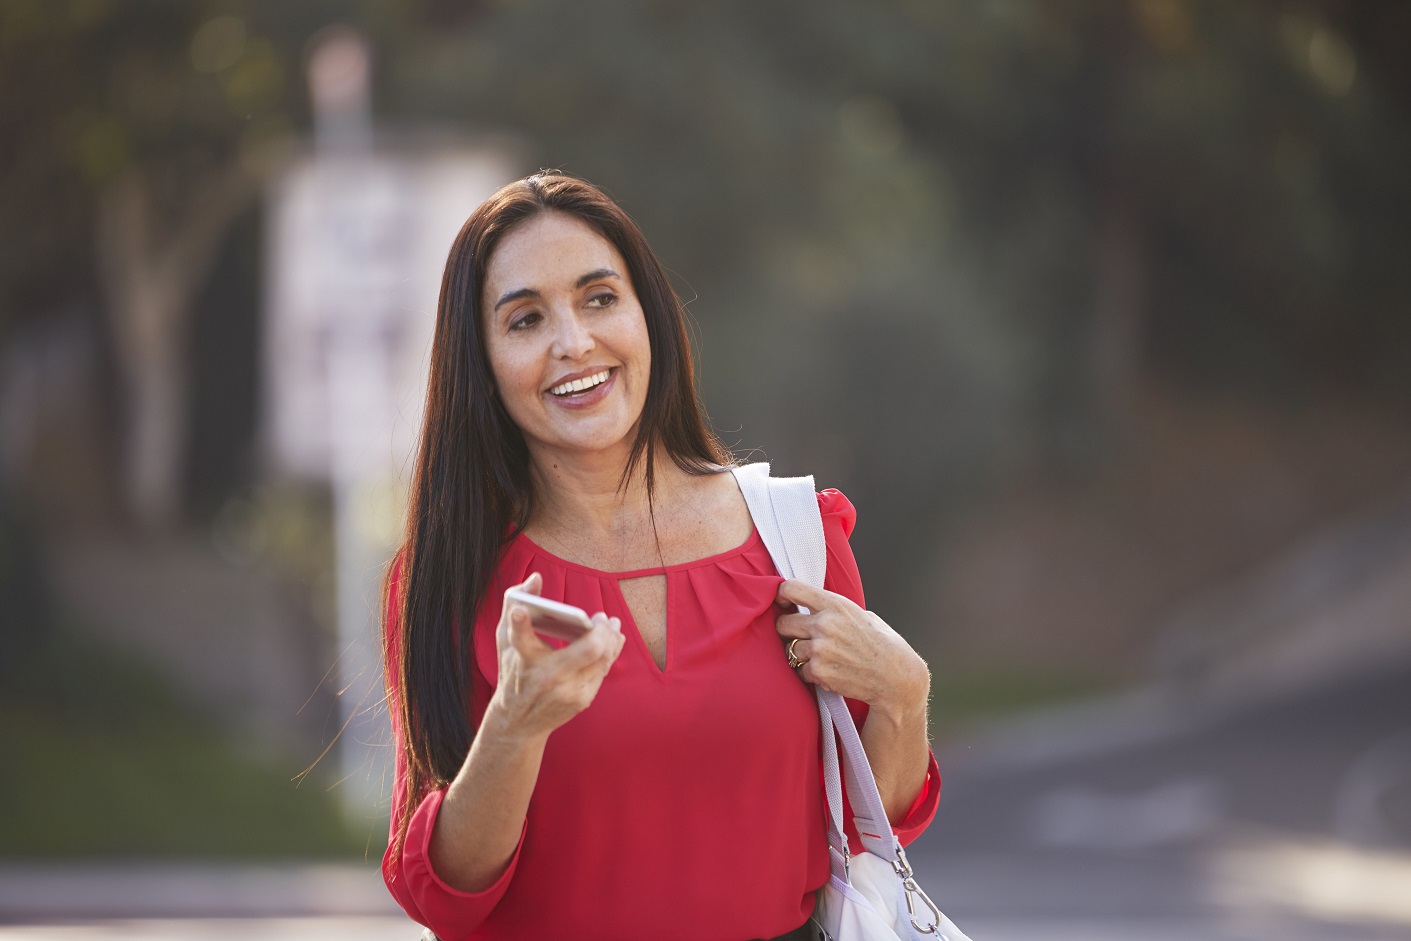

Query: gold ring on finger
[[786, 637, 807, 669]]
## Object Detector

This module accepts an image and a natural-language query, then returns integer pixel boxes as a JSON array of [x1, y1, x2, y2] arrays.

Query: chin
[[546, 420, 639, 456]]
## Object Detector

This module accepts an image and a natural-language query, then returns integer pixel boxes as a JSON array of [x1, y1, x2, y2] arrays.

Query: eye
[[586, 291, 617, 309], [509, 310, 542, 331]]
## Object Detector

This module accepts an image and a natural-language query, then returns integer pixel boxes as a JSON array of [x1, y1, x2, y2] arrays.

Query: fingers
[[790, 637, 844, 693], [510, 607, 622, 670], [784, 636, 814, 665], [598, 611, 625, 648], [775, 610, 815, 639], [506, 604, 551, 659], [776, 578, 845, 613], [796, 659, 838, 693], [556, 613, 624, 671], [593, 614, 627, 670], [500, 572, 543, 613], [498, 572, 544, 645]]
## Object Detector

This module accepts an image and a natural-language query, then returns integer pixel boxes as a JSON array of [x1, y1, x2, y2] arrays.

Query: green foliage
[[374, 0, 1411, 618], [2, 0, 1409, 628], [0, 0, 322, 337], [0, 628, 377, 858]]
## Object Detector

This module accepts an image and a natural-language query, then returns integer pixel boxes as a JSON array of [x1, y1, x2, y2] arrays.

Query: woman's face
[[481, 211, 651, 463]]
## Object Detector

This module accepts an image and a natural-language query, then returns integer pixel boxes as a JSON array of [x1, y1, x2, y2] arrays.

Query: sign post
[[264, 27, 513, 819]]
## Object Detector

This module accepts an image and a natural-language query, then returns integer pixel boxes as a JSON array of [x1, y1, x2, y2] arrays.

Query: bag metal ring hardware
[[902, 875, 943, 935], [893, 846, 943, 935]]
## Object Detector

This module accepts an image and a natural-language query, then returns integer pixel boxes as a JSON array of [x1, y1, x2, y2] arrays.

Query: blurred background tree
[[2, 0, 1409, 855], [376, 0, 1411, 668]]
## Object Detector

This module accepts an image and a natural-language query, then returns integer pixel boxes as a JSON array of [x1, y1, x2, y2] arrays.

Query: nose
[[549, 308, 595, 361]]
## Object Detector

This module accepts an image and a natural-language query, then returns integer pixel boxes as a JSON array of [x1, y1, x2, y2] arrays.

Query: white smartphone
[[505, 588, 595, 642]]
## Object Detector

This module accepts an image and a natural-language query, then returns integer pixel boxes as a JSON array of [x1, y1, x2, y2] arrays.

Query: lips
[[545, 367, 617, 408], [549, 368, 612, 397]]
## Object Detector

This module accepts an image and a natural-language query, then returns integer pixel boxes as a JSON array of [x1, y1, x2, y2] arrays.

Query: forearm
[[429, 700, 547, 892], [860, 674, 932, 823]]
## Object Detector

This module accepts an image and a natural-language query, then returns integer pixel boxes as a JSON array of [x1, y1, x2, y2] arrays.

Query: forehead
[[483, 212, 626, 299]]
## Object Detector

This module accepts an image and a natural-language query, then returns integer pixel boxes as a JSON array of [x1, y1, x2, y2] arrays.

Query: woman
[[382, 172, 938, 941]]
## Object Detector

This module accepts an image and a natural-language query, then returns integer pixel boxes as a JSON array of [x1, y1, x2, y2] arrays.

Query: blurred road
[[0, 864, 415, 939], [0, 919, 413, 940], [3, 663, 1409, 940], [909, 661, 1411, 941]]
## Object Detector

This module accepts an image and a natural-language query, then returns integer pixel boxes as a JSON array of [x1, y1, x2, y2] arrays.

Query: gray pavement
[[0, 918, 415, 941], [0, 863, 418, 941], [0, 863, 401, 922]]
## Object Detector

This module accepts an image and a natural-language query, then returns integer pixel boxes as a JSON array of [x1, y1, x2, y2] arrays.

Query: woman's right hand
[[428, 571, 623, 893], [485, 572, 625, 742]]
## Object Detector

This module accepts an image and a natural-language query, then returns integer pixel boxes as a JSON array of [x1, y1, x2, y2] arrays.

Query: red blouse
[[383, 489, 940, 941]]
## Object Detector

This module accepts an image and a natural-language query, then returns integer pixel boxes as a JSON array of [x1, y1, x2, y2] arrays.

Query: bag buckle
[[893, 846, 943, 936]]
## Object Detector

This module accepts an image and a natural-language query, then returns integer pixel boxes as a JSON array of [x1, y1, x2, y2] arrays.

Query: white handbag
[[731, 463, 974, 941]]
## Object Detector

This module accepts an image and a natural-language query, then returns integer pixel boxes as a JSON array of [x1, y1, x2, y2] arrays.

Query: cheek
[[623, 311, 652, 376], [486, 341, 540, 404]]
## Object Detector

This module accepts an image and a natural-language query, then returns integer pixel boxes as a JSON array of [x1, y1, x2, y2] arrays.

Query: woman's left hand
[[775, 579, 930, 720]]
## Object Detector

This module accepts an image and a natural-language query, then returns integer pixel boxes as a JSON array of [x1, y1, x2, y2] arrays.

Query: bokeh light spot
[[190, 16, 246, 74]]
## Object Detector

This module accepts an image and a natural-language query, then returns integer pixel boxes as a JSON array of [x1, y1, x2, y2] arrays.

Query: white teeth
[[550, 369, 610, 396]]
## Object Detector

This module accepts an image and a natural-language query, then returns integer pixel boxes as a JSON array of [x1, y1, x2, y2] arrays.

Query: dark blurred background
[[2, 1, 1410, 938]]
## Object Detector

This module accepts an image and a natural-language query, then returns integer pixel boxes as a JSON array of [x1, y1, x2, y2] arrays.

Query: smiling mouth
[[549, 369, 613, 397]]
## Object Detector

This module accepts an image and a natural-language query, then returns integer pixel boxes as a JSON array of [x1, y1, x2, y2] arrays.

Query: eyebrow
[[493, 268, 622, 312]]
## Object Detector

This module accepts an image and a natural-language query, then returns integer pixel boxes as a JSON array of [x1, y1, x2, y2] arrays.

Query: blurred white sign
[[263, 143, 513, 816], [263, 147, 510, 481]]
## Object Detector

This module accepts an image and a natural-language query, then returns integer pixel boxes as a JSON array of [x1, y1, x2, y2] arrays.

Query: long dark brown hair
[[385, 172, 729, 857]]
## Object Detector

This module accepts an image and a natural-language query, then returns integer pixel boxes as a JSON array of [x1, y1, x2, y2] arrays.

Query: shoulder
[[817, 487, 857, 538], [730, 461, 858, 535], [816, 486, 864, 603], [678, 464, 755, 527], [688, 467, 757, 555]]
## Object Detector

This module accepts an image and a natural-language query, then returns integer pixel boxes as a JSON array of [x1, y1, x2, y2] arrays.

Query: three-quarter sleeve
[[389, 787, 526, 940], [817, 489, 941, 849], [381, 559, 524, 940]]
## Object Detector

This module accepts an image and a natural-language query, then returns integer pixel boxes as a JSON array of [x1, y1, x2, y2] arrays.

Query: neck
[[526, 436, 680, 541]]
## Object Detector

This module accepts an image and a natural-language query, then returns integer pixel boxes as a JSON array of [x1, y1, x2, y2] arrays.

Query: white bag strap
[[729, 463, 899, 864], [733, 463, 964, 941], [731, 464, 848, 879]]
